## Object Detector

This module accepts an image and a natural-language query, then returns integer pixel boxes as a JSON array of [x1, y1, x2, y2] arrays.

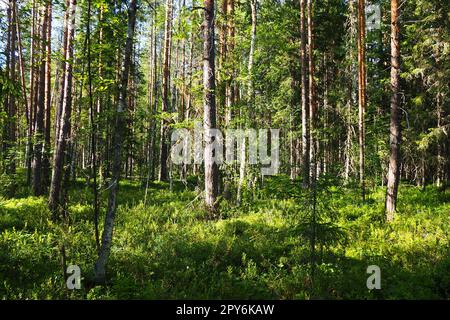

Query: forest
[[0, 0, 449, 300]]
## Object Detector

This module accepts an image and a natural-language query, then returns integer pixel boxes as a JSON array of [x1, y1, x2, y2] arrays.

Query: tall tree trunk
[[4, 0, 17, 174], [96, 4, 104, 185], [2, 1, 11, 173], [55, 0, 70, 143], [26, 0, 37, 184], [357, 0, 366, 200], [218, 0, 228, 120], [225, 0, 235, 126], [42, 3, 52, 190], [237, 0, 257, 205], [10, 0, 17, 174], [300, 0, 309, 188], [180, 0, 188, 182], [307, 0, 316, 182], [385, 0, 401, 220], [344, 0, 357, 182], [48, 0, 76, 217], [14, 2, 30, 173], [322, 54, 329, 175], [159, 0, 173, 181], [436, 92, 444, 188], [247, 0, 257, 113], [186, 20, 194, 121], [145, 8, 158, 204], [203, 0, 219, 213], [94, 0, 137, 283], [86, 0, 100, 251], [151, 6, 158, 181], [32, 3, 50, 196]]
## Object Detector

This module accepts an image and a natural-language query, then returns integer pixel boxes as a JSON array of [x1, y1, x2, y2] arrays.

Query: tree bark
[[357, 0, 366, 200], [436, 92, 444, 188], [42, 3, 52, 190], [48, 0, 76, 217], [26, 0, 37, 184], [94, 0, 137, 283], [55, 0, 70, 143], [385, 0, 401, 220], [225, 0, 235, 126], [307, 0, 316, 182], [218, 0, 228, 119], [10, 0, 17, 174], [85, 0, 100, 251], [180, 0, 187, 123], [159, 0, 173, 182], [237, 0, 257, 205], [145, 8, 158, 204], [203, 0, 219, 213], [186, 20, 194, 121], [151, 6, 158, 181], [300, 0, 309, 188], [344, 0, 357, 182], [14, 2, 31, 176], [2, 1, 11, 174], [32, 3, 51, 195], [4, 0, 17, 174]]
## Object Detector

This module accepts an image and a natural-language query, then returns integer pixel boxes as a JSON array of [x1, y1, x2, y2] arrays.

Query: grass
[[0, 173, 449, 299]]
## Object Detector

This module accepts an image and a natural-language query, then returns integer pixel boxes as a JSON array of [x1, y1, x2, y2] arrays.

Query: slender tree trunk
[[145, 10, 156, 204], [55, 0, 70, 144], [344, 0, 357, 182], [179, 0, 188, 182], [186, 23, 194, 121], [357, 0, 366, 200], [14, 3, 30, 173], [49, 0, 76, 217], [237, 0, 257, 205], [4, 0, 17, 174], [203, 0, 219, 213], [220, 0, 233, 199], [10, 0, 17, 174], [225, 0, 235, 126], [218, 0, 228, 120], [2, 1, 11, 173], [172, 1, 181, 124], [32, 3, 50, 196], [247, 0, 257, 113], [385, 0, 401, 220], [95, 4, 104, 186], [159, 0, 173, 181], [42, 3, 52, 190], [300, 0, 309, 188], [85, 0, 100, 251], [2, 2, 10, 170], [322, 54, 329, 175], [290, 105, 296, 179], [94, 0, 137, 283], [436, 92, 444, 188], [307, 0, 316, 182], [26, 0, 37, 184], [151, 6, 159, 181]]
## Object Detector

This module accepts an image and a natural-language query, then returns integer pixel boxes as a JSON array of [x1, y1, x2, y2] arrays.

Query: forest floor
[[0, 171, 449, 299]]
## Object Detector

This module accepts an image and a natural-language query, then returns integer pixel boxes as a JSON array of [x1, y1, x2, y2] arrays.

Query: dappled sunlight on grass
[[0, 176, 448, 299]]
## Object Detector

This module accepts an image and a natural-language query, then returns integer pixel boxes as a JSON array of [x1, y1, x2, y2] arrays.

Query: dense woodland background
[[0, 0, 449, 299]]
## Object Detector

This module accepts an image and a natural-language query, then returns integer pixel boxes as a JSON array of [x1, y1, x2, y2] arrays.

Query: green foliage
[[0, 173, 448, 299], [0, 0, 448, 301]]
